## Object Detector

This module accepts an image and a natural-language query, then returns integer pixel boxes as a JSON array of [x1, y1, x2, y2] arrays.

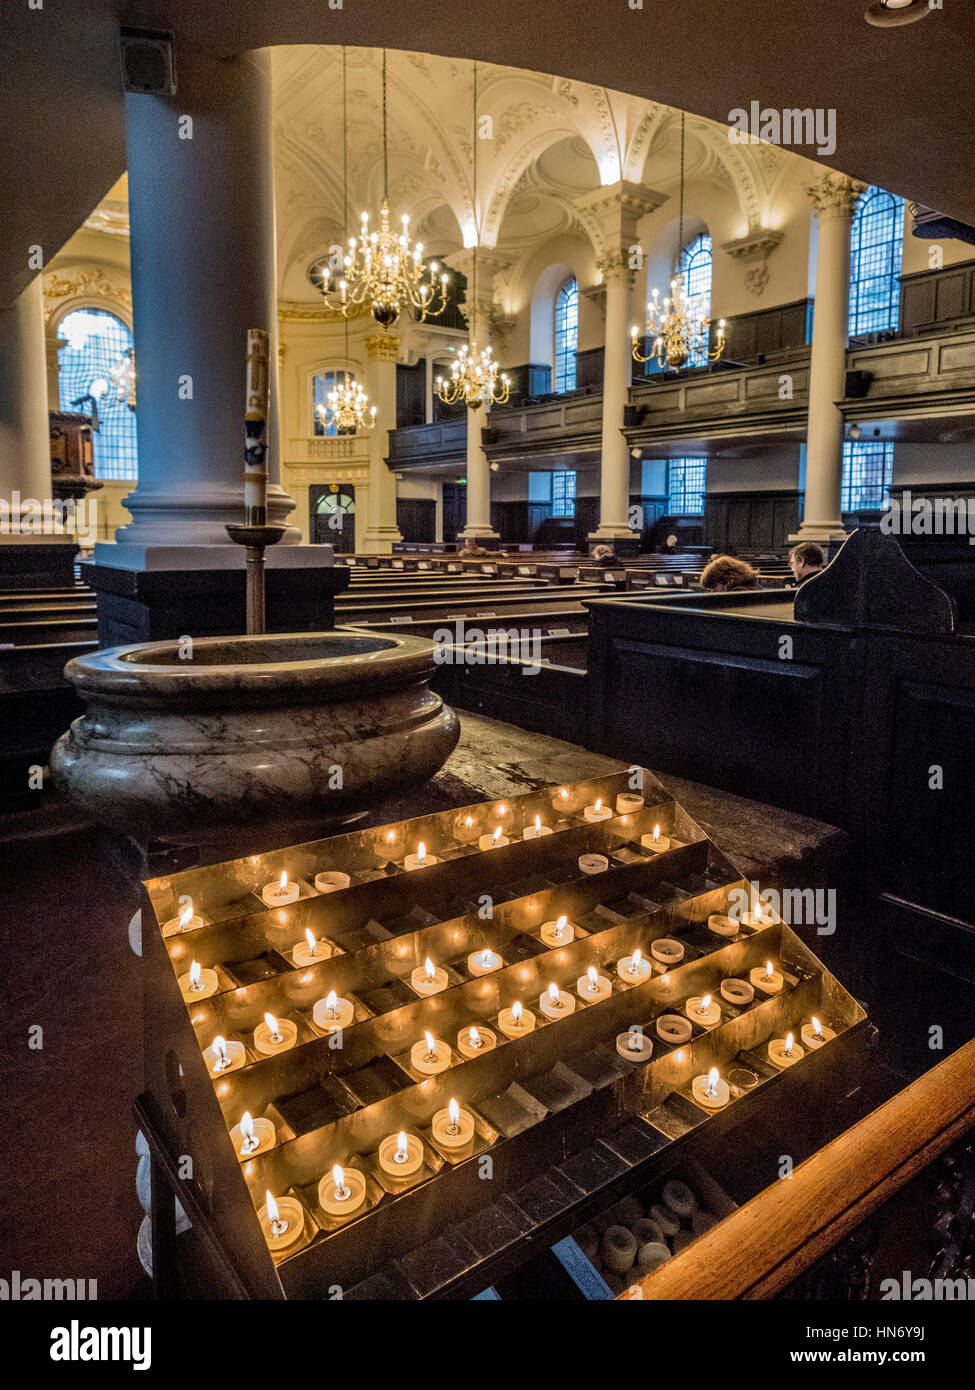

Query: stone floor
[[0, 712, 850, 1300]]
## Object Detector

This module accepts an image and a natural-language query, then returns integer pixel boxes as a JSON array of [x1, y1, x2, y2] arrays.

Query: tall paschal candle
[[244, 328, 270, 525]]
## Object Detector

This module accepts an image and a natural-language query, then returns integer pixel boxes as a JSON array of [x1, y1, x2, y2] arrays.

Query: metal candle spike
[[226, 328, 286, 634]]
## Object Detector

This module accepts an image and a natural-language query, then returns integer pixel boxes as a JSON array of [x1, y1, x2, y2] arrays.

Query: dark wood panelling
[[705, 490, 800, 550], [899, 258, 975, 336], [440, 482, 466, 543], [723, 299, 812, 361], [396, 360, 426, 427], [504, 362, 553, 400], [396, 497, 436, 542], [574, 347, 604, 390]]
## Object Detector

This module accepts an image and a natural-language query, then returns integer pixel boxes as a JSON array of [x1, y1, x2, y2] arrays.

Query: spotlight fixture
[[864, 0, 932, 27]]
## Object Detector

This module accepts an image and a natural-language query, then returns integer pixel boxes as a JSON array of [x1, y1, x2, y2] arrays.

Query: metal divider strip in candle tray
[[140, 772, 866, 1300]]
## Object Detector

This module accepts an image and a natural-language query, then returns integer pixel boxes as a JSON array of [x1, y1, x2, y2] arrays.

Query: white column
[[112, 47, 297, 553], [363, 331, 402, 553], [793, 173, 866, 542], [0, 276, 57, 527]]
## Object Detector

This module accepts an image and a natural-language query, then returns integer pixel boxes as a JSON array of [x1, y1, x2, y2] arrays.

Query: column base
[[587, 527, 641, 556], [361, 526, 404, 555], [788, 522, 849, 543]]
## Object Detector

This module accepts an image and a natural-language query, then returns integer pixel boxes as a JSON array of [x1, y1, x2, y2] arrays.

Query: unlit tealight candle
[[615, 791, 645, 815], [254, 1011, 297, 1055], [650, 937, 684, 967], [540, 915, 575, 947], [411, 957, 448, 995], [411, 1031, 452, 1076], [262, 871, 299, 907], [314, 870, 351, 893], [539, 982, 576, 1019], [656, 1013, 693, 1045], [578, 852, 609, 876], [577, 964, 612, 1003], [720, 977, 755, 1007], [617, 1028, 653, 1062], [707, 914, 740, 939]]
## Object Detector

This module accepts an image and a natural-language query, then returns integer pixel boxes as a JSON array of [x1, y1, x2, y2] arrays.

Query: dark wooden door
[[310, 484, 356, 553]]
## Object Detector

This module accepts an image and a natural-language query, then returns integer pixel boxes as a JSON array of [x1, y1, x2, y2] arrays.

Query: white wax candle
[[457, 1024, 496, 1058], [319, 1165, 367, 1217], [410, 958, 448, 995], [453, 812, 480, 844], [720, 977, 755, 1006], [539, 983, 576, 1019], [259, 1192, 304, 1251], [497, 1002, 535, 1038], [313, 991, 354, 1031], [204, 1035, 245, 1075], [650, 937, 684, 966], [685, 994, 722, 1027], [410, 1033, 452, 1076], [743, 902, 779, 929], [656, 1013, 693, 1045], [707, 914, 740, 938], [577, 965, 612, 1003], [378, 1131, 424, 1177], [522, 816, 553, 840], [578, 852, 609, 875], [583, 798, 612, 823], [162, 902, 204, 936], [616, 949, 652, 983], [616, 1030, 653, 1062], [641, 825, 671, 852], [254, 1012, 298, 1055], [800, 1017, 835, 1050], [179, 961, 218, 1001], [692, 1068, 730, 1110], [478, 828, 509, 850], [768, 1032, 805, 1070], [262, 872, 299, 907], [467, 948, 502, 977], [750, 961, 784, 995], [314, 870, 351, 894], [231, 1112, 275, 1159], [615, 792, 645, 815], [432, 1100, 476, 1150], [403, 842, 440, 871], [292, 929, 333, 967], [244, 329, 270, 526], [540, 915, 575, 947]]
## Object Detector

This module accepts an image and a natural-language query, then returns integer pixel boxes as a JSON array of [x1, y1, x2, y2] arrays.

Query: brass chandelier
[[631, 112, 725, 371], [436, 63, 510, 412], [328, 50, 448, 329], [316, 50, 375, 434]]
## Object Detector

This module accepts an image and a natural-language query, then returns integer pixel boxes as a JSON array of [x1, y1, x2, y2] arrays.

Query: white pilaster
[[362, 331, 402, 553]]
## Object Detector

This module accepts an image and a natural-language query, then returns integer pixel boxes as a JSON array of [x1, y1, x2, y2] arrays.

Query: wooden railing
[[621, 1036, 975, 1299]]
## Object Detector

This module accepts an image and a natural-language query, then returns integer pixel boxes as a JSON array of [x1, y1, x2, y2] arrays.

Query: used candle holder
[[139, 769, 867, 1299]]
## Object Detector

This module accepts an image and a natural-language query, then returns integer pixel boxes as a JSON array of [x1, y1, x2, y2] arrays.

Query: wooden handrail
[[621, 1036, 975, 1300]]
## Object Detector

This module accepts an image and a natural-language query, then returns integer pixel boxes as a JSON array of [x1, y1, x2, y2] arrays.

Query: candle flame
[[707, 1067, 720, 1091], [469, 1026, 481, 1046], [512, 1001, 523, 1023], [424, 956, 436, 981], [264, 1011, 279, 1034], [701, 993, 712, 1010], [241, 1111, 255, 1142], [534, 815, 541, 833], [481, 950, 493, 969], [559, 787, 568, 799], [279, 871, 287, 891], [653, 824, 660, 842], [179, 902, 193, 928], [213, 1034, 227, 1061], [265, 1190, 279, 1222], [387, 829, 396, 842], [632, 948, 642, 967], [396, 1131, 408, 1157], [189, 960, 201, 987], [424, 1030, 436, 1054], [448, 1098, 460, 1126], [304, 928, 316, 954], [755, 900, 764, 922], [465, 815, 473, 828], [492, 826, 502, 843], [587, 965, 599, 988], [417, 841, 426, 863], [765, 960, 774, 979], [556, 915, 567, 935], [785, 1031, 794, 1053], [548, 983, 560, 1005], [812, 1016, 823, 1036], [498, 804, 506, 815], [595, 798, 602, 813], [325, 989, 338, 1013], [332, 1164, 345, 1192]]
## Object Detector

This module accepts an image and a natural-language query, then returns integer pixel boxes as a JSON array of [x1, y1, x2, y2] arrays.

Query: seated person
[[591, 543, 623, 567], [460, 538, 489, 556], [700, 555, 760, 592], [788, 541, 825, 586], [660, 533, 679, 554]]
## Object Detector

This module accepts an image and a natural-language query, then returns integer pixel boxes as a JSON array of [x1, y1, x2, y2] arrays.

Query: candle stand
[[138, 769, 867, 1299], [224, 523, 289, 636]]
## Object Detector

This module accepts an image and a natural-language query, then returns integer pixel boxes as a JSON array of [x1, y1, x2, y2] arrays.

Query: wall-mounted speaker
[[845, 369, 873, 399], [119, 28, 177, 96]]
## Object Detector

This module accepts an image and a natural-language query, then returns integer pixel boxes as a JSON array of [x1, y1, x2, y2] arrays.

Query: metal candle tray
[[140, 770, 866, 1298]]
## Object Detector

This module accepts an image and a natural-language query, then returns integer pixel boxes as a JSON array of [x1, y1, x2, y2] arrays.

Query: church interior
[[2, 0, 975, 1325]]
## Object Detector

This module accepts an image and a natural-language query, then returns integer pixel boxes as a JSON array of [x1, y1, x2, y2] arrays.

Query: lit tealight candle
[[800, 1016, 836, 1050], [230, 1110, 275, 1158], [313, 989, 355, 1031], [650, 937, 684, 967], [478, 826, 509, 850], [178, 959, 218, 1001], [692, 1067, 730, 1110], [319, 1163, 367, 1217], [467, 948, 502, 977], [253, 1010, 298, 1055], [707, 914, 740, 939], [404, 840, 440, 871], [411, 956, 449, 995], [615, 791, 645, 815], [262, 870, 300, 907], [617, 948, 652, 983], [497, 1000, 535, 1038], [203, 1034, 246, 1074], [457, 1024, 497, 1058], [259, 1190, 305, 1251], [163, 900, 204, 936], [768, 1030, 806, 1070], [641, 824, 671, 852], [314, 870, 351, 894], [453, 812, 479, 845], [685, 993, 722, 1027], [578, 852, 609, 875], [743, 899, 777, 929], [577, 964, 612, 1003], [583, 797, 612, 823], [432, 1098, 476, 1150], [720, 977, 755, 1007], [379, 1130, 424, 1176], [539, 982, 576, 1019], [750, 959, 784, 996], [410, 1031, 452, 1076], [292, 928, 333, 967], [540, 914, 575, 947], [522, 814, 553, 840]]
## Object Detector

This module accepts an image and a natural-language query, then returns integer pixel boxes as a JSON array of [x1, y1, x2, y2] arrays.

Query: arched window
[[679, 234, 713, 368], [313, 370, 352, 436], [57, 308, 138, 480], [554, 278, 578, 393], [848, 186, 905, 337]]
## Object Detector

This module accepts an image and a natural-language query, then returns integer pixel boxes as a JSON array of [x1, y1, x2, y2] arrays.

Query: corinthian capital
[[365, 332, 400, 362], [807, 173, 868, 224], [595, 250, 635, 291]]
